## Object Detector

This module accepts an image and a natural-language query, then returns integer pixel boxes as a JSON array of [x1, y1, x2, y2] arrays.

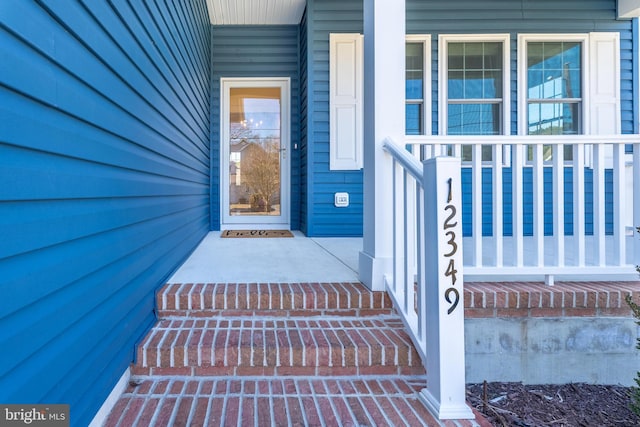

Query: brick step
[[133, 317, 424, 377], [157, 282, 392, 317], [104, 376, 484, 427]]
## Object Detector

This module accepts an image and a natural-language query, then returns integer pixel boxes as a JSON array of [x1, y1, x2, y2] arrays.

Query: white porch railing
[[406, 134, 640, 283], [382, 134, 640, 419], [383, 139, 473, 419]]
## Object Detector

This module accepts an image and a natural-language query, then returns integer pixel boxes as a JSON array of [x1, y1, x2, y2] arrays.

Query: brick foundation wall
[[464, 281, 640, 318]]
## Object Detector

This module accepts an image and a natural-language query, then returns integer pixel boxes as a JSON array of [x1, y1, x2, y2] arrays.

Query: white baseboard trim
[[89, 367, 130, 427]]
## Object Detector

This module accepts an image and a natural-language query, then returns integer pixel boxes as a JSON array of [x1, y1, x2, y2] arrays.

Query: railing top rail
[[383, 137, 424, 182], [405, 134, 640, 145]]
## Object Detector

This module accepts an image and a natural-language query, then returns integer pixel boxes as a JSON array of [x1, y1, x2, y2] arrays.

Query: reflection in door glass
[[229, 87, 281, 216]]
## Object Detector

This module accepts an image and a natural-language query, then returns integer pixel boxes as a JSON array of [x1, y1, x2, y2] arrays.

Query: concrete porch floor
[[168, 231, 362, 284]]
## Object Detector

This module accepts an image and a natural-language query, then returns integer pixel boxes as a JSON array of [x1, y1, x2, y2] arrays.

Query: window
[[518, 33, 621, 163], [518, 33, 622, 138], [439, 34, 510, 161], [447, 42, 504, 135], [525, 41, 582, 135], [440, 35, 510, 136], [405, 35, 431, 136]]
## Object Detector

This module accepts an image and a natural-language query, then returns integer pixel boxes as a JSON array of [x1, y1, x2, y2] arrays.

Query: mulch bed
[[467, 382, 640, 426]]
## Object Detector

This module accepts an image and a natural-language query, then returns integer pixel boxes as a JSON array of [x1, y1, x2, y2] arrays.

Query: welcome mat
[[221, 230, 294, 238]]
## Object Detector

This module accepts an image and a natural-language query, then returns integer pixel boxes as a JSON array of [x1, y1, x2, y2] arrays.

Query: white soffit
[[206, 0, 306, 25], [618, 0, 640, 18]]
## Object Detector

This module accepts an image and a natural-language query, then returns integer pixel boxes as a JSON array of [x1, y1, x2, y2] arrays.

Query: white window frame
[[519, 33, 622, 167], [438, 34, 511, 164], [405, 34, 432, 136], [438, 34, 511, 136], [517, 33, 589, 138]]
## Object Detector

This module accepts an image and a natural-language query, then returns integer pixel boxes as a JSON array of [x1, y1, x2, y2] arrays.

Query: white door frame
[[220, 77, 291, 229]]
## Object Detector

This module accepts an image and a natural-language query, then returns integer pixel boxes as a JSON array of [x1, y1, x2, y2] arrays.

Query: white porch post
[[421, 157, 475, 420], [359, 0, 405, 291]]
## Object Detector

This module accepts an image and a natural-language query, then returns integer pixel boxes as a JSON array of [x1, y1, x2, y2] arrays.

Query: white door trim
[[220, 77, 291, 229]]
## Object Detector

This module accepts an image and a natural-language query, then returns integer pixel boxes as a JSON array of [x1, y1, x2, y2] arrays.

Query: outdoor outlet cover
[[334, 192, 349, 207]]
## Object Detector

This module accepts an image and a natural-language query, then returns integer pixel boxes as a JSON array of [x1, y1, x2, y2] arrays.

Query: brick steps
[[133, 317, 424, 376], [133, 283, 422, 377], [103, 283, 486, 426]]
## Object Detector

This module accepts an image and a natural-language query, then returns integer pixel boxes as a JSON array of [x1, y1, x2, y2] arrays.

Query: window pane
[[462, 145, 472, 161], [406, 43, 424, 99], [448, 103, 501, 135], [527, 102, 580, 135], [461, 145, 493, 161], [527, 42, 582, 99], [448, 42, 503, 100], [406, 103, 422, 135], [482, 145, 493, 161], [448, 70, 464, 99]]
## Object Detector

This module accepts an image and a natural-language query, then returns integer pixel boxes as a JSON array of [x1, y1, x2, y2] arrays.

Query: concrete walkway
[[168, 232, 362, 284]]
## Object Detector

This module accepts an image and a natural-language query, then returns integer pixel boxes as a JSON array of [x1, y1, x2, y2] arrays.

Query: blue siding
[[304, 0, 364, 236], [302, 0, 634, 237], [461, 167, 614, 237], [210, 25, 300, 230], [0, 1, 210, 425], [406, 0, 635, 137]]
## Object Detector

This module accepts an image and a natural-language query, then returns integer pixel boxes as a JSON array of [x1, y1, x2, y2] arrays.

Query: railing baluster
[[472, 144, 482, 266], [573, 143, 586, 266], [613, 143, 626, 265], [416, 184, 426, 344], [493, 143, 504, 267], [512, 143, 524, 267], [453, 143, 462, 158], [393, 159, 406, 306], [552, 143, 565, 266], [409, 146, 420, 284], [533, 143, 544, 266], [593, 144, 605, 266], [433, 143, 442, 158], [404, 169, 416, 315]]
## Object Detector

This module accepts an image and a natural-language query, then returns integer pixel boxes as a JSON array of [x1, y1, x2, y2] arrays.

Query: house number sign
[[443, 177, 459, 315]]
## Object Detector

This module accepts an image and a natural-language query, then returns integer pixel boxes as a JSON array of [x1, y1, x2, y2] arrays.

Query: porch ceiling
[[618, 0, 640, 18], [206, 0, 306, 25]]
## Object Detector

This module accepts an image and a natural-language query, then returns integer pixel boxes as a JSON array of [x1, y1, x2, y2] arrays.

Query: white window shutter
[[329, 33, 363, 170], [588, 32, 621, 135]]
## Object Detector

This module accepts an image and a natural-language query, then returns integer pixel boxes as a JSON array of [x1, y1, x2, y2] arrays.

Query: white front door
[[221, 78, 290, 229]]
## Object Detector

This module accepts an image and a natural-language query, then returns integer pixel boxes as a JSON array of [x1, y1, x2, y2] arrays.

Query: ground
[[467, 382, 640, 426]]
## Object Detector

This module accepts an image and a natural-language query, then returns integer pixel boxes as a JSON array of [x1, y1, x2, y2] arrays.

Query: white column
[[359, 0, 405, 291], [420, 157, 475, 420]]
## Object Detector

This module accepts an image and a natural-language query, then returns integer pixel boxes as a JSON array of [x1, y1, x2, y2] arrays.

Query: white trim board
[[88, 368, 130, 427]]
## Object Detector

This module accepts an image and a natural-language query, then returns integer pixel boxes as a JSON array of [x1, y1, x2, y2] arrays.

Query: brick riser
[[158, 282, 393, 317], [133, 318, 424, 377]]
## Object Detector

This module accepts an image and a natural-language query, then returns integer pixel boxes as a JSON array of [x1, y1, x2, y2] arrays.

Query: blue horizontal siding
[[461, 166, 614, 237], [304, 0, 364, 237], [406, 0, 635, 137], [303, 0, 634, 237], [210, 25, 300, 230], [0, 1, 210, 425]]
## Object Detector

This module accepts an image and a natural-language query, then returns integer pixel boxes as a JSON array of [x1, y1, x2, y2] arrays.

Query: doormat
[[221, 230, 294, 238]]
